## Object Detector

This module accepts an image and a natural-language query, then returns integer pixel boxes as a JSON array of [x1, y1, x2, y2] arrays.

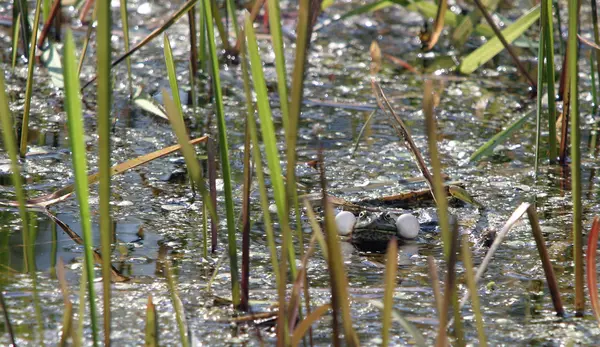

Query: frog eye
[[383, 212, 393, 220], [359, 211, 366, 218]]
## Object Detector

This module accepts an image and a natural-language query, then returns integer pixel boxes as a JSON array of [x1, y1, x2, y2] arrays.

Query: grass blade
[[145, 295, 158, 347], [19, 0, 44, 157], [11, 13, 20, 69], [382, 239, 398, 346], [0, 57, 26, 347], [469, 110, 535, 162], [120, 0, 133, 97], [423, 80, 450, 258], [241, 39, 281, 288], [568, 0, 584, 316], [290, 304, 331, 347], [526, 205, 564, 316], [543, 0, 557, 161], [161, 91, 218, 250], [244, 15, 295, 342], [96, 0, 113, 343], [202, 0, 240, 307], [165, 262, 189, 347], [459, 5, 540, 75], [164, 34, 185, 119], [319, 153, 359, 346], [62, 29, 99, 346], [424, 0, 447, 50], [266, 0, 290, 131], [460, 236, 487, 347], [369, 300, 427, 347]]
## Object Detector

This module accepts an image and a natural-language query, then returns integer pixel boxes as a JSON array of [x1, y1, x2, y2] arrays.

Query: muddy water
[[0, 0, 599, 345]]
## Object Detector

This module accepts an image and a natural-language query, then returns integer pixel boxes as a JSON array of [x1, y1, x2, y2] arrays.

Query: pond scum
[[0, 0, 600, 345]]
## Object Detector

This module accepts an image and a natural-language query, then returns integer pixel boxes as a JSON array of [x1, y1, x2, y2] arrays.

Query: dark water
[[0, 0, 600, 345]]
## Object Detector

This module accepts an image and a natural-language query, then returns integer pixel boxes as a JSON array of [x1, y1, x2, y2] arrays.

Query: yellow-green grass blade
[[423, 80, 450, 259], [145, 295, 158, 347], [161, 90, 218, 245], [369, 300, 426, 347], [0, 48, 30, 280], [165, 262, 189, 347], [11, 13, 20, 70], [451, 0, 500, 47], [62, 29, 99, 346], [459, 5, 540, 74], [202, 0, 239, 307], [543, 0, 557, 161], [19, 0, 44, 157], [0, 54, 40, 345], [469, 110, 534, 162], [461, 236, 487, 347], [239, 31, 280, 288], [97, 0, 113, 343], [382, 239, 397, 346], [120, 0, 133, 97], [568, 0, 584, 315], [244, 16, 294, 269], [163, 34, 185, 120], [266, 0, 290, 132]]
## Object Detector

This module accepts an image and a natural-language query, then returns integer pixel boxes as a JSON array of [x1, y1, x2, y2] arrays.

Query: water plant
[[1, 0, 600, 345]]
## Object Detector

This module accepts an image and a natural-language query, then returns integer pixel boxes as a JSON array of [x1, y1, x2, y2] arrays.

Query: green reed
[[19, 0, 43, 157], [0, 56, 44, 346], [567, 0, 584, 316], [202, 0, 239, 306], [97, 0, 113, 343], [62, 29, 99, 345], [120, 0, 133, 97]]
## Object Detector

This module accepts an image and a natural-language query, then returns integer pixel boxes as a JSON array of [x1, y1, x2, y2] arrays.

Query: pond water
[[1, 0, 600, 345]]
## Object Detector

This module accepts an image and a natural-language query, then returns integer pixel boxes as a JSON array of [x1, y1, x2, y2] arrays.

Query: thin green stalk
[[568, 0, 584, 316], [11, 14, 20, 70], [77, 266, 87, 346], [244, 17, 294, 341], [97, 0, 112, 343], [535, 22, 545, 176], [210, 0, 230, 50], [382, 239, 398, 347], [0, 58, 43, 345], [461, 236, 487, 347], [145, 295, 158, 347], [165, 262, 189, 347], [77, 4, 96, 78], [43, 0, 51, 21], [225, 0, 239, 41], [19, 0, 43, 157], [204, 0, 239, 306], [164, 34, 185, 120], [239, 26, 281, 290], [423, 80, 450, 258], [543, 0, 557, 161], [63, 29, 99, 346], [198, 0, 207, 70], [14, 0, 30, 58], [266, 0, 290, 132], [120, 0, 133, 97]]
